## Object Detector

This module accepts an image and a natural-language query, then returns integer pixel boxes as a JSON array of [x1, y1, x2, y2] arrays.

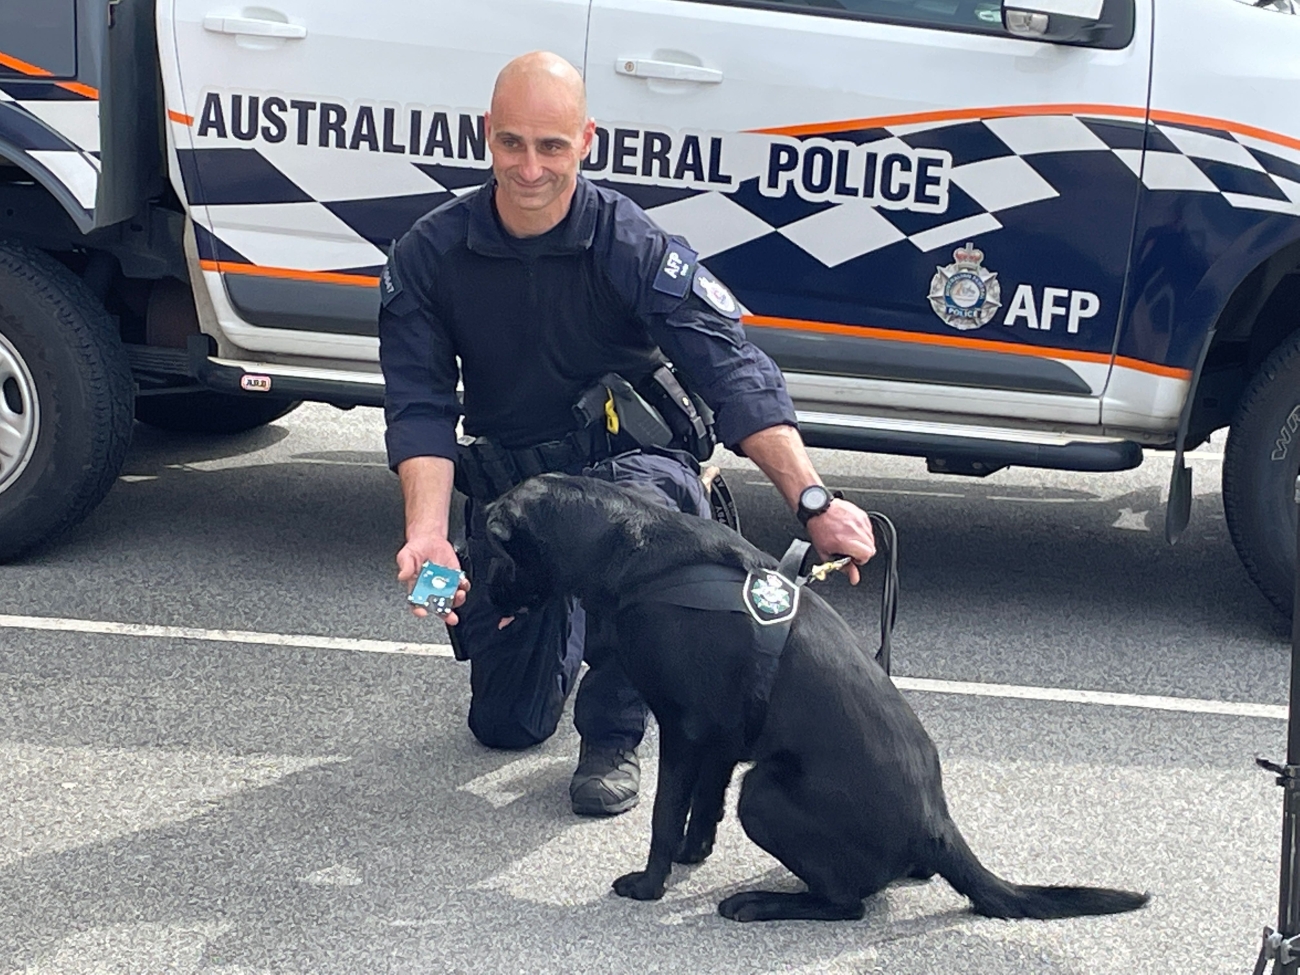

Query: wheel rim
[[0, 331, 39, 495]]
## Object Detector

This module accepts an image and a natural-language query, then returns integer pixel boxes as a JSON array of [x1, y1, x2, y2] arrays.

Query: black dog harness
[[617, 513, 898, 747]]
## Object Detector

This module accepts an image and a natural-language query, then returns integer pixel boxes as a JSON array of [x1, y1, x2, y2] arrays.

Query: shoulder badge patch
[[653, 241, 698, 298], [692, 267, 742, 319], [928, 242, 1000, 331], [743, 570, 800, 626], [379, 249, 404, 307]]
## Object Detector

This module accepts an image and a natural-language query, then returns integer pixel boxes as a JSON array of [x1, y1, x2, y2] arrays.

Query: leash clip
[[807, 556, 852, 582]]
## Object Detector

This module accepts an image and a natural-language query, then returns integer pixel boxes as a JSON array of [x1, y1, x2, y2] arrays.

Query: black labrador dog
[[484, 474, 1149, 923]]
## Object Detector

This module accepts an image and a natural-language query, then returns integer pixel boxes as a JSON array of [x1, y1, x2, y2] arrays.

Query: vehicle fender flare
[[0, 137, 95, 235], [1180, 218, 1300, 372], [1161, 219, 1300, 543]]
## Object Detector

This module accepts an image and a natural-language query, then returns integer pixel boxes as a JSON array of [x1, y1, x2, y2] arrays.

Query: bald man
[[379, 52, 877, 816]]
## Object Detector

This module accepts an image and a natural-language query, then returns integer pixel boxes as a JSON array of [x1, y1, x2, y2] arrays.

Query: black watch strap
[[797, 486, 843, 525]]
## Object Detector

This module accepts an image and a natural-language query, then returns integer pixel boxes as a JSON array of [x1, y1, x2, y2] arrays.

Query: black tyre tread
[[0, 239, 134, 560], [1223, 327, 1300, 618]]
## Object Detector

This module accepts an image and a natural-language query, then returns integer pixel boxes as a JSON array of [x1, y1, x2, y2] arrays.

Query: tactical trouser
[[453, 448, 710, 751]]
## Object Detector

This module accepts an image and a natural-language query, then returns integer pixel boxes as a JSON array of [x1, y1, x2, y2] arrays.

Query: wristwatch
[[796, 484, 841, 525]]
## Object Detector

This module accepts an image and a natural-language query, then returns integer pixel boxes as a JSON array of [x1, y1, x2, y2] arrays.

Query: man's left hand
[[806, 498, 876, 585]]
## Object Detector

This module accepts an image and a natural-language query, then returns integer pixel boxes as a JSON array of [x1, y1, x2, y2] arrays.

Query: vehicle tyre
[[0, 240, 134, 561], [134, 390, 300, 434], [1223, 329, 1300, 619]]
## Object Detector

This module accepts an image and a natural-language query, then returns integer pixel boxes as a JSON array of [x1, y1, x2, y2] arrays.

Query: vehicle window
[[0, 0, 78, 78], [685, 0, 1010, 36]]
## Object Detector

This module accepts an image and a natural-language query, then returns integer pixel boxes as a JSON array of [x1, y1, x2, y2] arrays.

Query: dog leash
[[796, 511, 899, 675]]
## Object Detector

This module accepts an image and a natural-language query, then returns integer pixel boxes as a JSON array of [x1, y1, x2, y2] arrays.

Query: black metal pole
[[1268, 477, 1300, 974]]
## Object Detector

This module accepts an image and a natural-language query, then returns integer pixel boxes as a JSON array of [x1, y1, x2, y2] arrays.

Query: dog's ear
[[485, 500, 517, 544]]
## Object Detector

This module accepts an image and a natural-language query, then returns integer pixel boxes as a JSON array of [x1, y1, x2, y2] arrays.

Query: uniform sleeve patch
[[652, 241, 698, 298], [379, 250, 404, 307], [692, 267, 741, 319]]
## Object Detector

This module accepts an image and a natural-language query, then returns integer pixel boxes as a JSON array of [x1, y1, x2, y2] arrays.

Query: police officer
[[379, 51, 877, 816]]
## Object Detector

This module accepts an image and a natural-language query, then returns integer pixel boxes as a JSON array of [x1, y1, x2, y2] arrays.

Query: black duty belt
[[617, 513, 899, 748], [455, 427, 610, 501]]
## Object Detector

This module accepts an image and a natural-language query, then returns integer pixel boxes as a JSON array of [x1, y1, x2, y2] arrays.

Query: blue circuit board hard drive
[[408, 561, 464, 615]]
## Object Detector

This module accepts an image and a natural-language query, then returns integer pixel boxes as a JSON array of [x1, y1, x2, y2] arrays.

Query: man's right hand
[[397, 536, 469, 623]]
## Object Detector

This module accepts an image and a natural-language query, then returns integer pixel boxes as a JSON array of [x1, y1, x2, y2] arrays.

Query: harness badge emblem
[[743, 571, 799, 626], [928, 242, 1001, 331]]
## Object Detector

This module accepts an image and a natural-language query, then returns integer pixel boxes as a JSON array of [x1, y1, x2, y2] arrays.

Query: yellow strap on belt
[[604, 389, 620, 434]]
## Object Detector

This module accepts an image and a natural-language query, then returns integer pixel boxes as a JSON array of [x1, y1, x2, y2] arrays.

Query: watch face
[[800, 485, 830, 512]]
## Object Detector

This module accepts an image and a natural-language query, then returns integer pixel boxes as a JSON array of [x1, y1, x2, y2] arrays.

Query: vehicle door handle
[[615, 59, 722, 84], [202, 15, 307, 39]]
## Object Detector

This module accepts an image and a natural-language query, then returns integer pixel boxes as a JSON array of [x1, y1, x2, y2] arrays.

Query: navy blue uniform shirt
[[378, 175, 796, 469]]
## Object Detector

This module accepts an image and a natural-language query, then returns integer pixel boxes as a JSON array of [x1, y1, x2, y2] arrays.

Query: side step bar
[[797, 410, 1143, 474], [127, 342, 1140, 474], [125, 339, 385, 407], [196, 353, 386, 408]]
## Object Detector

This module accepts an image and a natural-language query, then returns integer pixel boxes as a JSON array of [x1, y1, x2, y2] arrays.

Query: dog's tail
[[928, 825, 1150, 920]]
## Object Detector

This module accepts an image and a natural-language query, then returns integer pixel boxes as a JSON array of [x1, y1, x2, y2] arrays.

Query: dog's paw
[[612, 870, 666, 901], [674, 835, 714, 864], [717, 891, 767, 922]]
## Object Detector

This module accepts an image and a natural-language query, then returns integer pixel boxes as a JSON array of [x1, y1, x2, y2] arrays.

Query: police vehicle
[[1, 0, 1298, 618]]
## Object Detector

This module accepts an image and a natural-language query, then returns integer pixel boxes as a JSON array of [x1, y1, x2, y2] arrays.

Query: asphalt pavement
[[0, 402, 1292, 975]]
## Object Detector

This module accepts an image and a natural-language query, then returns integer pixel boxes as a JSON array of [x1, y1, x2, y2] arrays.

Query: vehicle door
[[159, 0, 590, 362], [583, 0, 1153, 431]]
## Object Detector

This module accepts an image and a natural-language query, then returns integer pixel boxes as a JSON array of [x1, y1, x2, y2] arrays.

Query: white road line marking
[[0, 614, 453, 657], [987, 495, 1086, 504], [844, 487, 966, 499], [459, 754, 573, 808], [894, 676, 1286, 721], [0, 614, 1283, 720], [740, 478, 967, 499]]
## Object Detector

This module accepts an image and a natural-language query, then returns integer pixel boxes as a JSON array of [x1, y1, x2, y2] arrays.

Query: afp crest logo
[[928, 242, 1001, 331], [742, 571, 799, 626]]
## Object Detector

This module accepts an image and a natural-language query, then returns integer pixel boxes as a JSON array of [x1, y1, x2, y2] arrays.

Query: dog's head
[[482, 473, 653, 613], [483, 481, 558, 616]]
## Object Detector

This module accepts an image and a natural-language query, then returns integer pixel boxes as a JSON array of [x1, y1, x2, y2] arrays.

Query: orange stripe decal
[[0, 50, 98, 99], [1148, 108, 1300, 155], [168, 109, 194, 126], [749, 103, 1147, 138], [1112, 356, 1192, 380], [742, 314, 1191, 380], [0, 51, 53, 77], [201, 260, 381, 288], [749, 102, 1300, 155], [55, 81, 98, 100]]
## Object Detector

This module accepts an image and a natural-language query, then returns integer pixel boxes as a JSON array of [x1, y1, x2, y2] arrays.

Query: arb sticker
[[240, 374, 272, 392]]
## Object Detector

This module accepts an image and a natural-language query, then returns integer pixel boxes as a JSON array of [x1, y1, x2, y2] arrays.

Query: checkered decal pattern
[[179, 142, 490, 273], [0, 81, 100, 214], [178, 112, 1300, 277], [640, 114, 1300, 267]]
